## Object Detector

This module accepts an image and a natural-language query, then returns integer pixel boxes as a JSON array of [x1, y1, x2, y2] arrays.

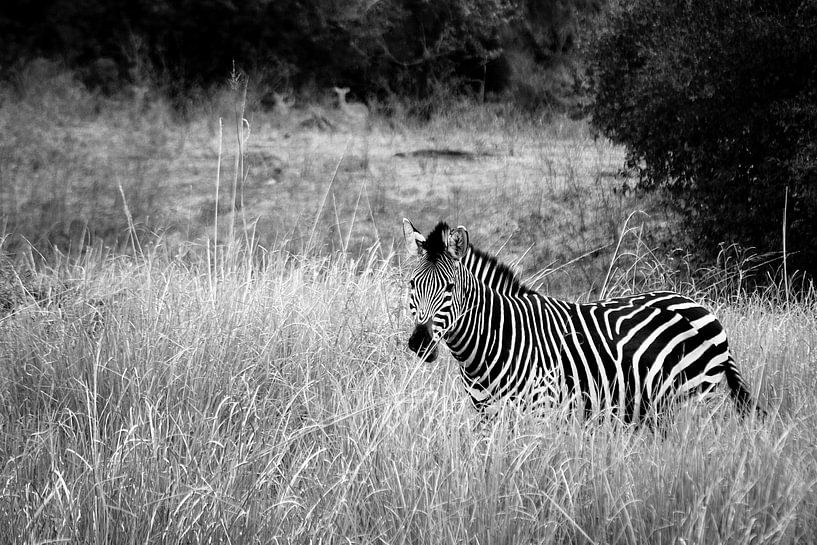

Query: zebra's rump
[[556, 291, 735, 418]]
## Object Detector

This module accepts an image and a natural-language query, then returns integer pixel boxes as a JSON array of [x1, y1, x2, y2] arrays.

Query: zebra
[[402, 218, 762, 422]]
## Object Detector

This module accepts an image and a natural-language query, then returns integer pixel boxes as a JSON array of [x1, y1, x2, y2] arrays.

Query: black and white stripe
[[403, 219, 761, 421]]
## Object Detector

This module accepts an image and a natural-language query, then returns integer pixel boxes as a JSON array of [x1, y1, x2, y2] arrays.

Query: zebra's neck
[[445, 268, 514, 366], [462, 245, 532, 295], [445, 245, 537, 367]]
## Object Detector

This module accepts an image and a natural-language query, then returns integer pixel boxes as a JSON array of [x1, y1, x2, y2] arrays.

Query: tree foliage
[[0, 0, 519, 95], [0, 0, 604, 108], [588, 0, 817, 277]]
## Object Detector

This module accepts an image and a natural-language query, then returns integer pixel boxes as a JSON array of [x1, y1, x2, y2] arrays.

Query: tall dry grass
[[0, 60, 182, 255], [1, 237, 816, 544]]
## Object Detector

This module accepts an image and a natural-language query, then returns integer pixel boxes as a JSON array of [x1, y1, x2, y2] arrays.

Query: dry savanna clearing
[[2, 83, 650, 296], [186, 107, 632, 292]]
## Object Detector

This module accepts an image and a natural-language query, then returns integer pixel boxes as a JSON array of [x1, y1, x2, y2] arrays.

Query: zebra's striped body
[[403, 219, 759, 421]]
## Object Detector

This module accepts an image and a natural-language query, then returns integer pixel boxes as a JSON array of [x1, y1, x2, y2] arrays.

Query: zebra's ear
[[447, 225, 469, 260], [402, 218, 426, 256]]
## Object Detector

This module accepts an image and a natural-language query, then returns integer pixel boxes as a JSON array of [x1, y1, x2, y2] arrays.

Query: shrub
[[587, 0, 817, 277]]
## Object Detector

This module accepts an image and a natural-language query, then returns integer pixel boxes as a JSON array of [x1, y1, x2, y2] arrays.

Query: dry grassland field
[[1, 75, 817, 544]]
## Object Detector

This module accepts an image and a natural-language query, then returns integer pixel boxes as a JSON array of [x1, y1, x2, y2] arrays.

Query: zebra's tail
[[724, 357, 766, 418]]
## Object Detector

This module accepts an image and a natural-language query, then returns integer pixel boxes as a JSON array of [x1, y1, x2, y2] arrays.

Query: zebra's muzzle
[[408, 322, 438, 362]]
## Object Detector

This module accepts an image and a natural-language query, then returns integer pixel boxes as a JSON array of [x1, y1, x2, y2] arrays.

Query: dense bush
[[0, 0, 600, 107], [588, 0, 817, 277], [1, 0, 514, 94]]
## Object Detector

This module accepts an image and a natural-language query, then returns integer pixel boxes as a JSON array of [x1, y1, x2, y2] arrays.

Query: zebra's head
[[402, 218, 469, 363]]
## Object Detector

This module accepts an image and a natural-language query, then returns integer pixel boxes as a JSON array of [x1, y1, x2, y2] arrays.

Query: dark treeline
[[0, 0, 601, 109]]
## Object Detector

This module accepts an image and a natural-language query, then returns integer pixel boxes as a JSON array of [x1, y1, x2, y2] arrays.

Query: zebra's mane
[[422, 222, 451, 261], [422, 221, 532, 294], [465, 245, 534, 294]]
